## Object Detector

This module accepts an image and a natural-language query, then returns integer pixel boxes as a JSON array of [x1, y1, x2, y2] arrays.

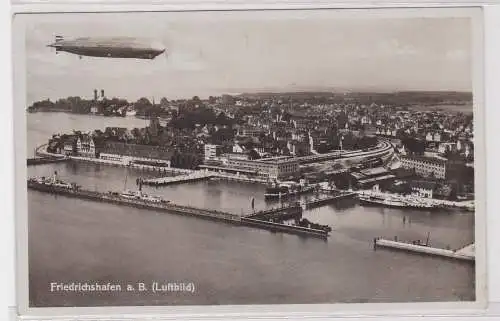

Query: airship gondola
[[47, 36, 166, 60]]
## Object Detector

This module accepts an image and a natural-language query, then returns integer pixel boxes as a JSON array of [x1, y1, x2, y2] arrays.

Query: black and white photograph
[[15, 7, 485, 311]]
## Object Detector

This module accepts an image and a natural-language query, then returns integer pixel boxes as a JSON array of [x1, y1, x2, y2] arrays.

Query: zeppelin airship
[[47, 35, 166, 59]]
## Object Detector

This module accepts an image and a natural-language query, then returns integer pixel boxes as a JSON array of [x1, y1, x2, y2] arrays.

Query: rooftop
[[401, 155, 447, 166], [360, 167, 388, 176]]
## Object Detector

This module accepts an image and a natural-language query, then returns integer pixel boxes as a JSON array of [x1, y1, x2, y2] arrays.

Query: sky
[[20, 9, 477, 105]]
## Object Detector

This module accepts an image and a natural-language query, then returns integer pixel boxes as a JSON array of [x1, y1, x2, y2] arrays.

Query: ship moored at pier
[[358, 193, 437, 211], [264, 179, 315, 199], [355, 185, 467, 211]]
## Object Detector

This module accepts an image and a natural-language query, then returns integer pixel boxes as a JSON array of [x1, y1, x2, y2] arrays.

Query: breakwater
[[27, 181, 330, 239]]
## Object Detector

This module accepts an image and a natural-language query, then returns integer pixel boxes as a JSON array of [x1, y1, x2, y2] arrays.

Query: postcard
[[13, 7, 486, 317]]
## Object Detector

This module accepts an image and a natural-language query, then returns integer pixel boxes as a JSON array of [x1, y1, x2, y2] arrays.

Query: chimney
[[101, 89, 105, 98], [94, 89, 98, 101]]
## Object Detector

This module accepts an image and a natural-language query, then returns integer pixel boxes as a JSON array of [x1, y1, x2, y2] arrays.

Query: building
[[204, 144, 223, 162], [438, 142, 457, 155], [204, 156, 299, 180], [408, 180, 437, 199], [149, 117, 161, 137], [76, 135, 96, 158], [228, 157, 299, 180], [99, 142, 172, 166], [287, 140, 311, 157], [400, 155, 447, 179], [62, 136, 78, 156], [237, 126, 267, 137], [350, 167, 396, 189]]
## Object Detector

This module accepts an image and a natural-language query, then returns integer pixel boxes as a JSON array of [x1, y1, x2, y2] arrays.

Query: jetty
[[373, 237, 475, 262], [141, 171, 214, 186], [302, 191, 358, 210], [27, 180, 329, 239]]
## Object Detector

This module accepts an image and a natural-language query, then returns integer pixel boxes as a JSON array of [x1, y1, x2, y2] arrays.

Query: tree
[[135, 97, 152, 112], [248, 149, 260, 160]]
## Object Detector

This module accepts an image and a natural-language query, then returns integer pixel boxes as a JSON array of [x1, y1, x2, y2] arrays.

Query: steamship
[[265, 179, 315, 199]]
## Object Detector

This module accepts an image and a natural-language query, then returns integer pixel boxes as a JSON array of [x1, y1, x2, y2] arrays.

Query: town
[[30, 89, 475, 204]]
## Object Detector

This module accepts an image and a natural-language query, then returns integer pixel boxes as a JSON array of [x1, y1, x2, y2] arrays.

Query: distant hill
[[237, 90, 472, 106]]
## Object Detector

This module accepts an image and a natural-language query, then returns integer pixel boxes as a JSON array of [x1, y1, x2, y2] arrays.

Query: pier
[[373, 238, 475, 262], [141, 171, 214, 186], [302, 191, 358, 210], [27, 180, 329, 239]]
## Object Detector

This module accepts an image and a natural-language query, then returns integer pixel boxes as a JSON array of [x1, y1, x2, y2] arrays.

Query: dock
[[27, 180, 329, 239], [373, 238, 475, 262], [141, 171, 214, 186], [302, 191, 358, 210]]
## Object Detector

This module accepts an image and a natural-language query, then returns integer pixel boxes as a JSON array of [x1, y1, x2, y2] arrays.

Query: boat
[[318, 181, 337, 192], [358, 194, 408, 208], [357, 184, 437, 210], [27, 171, 78, 191], [126, 109, 137, 116], [119, 190, 168, 203], [358, 193, 437, 210], [120, 174, 169, 203], [265, 179, 315, 199]]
